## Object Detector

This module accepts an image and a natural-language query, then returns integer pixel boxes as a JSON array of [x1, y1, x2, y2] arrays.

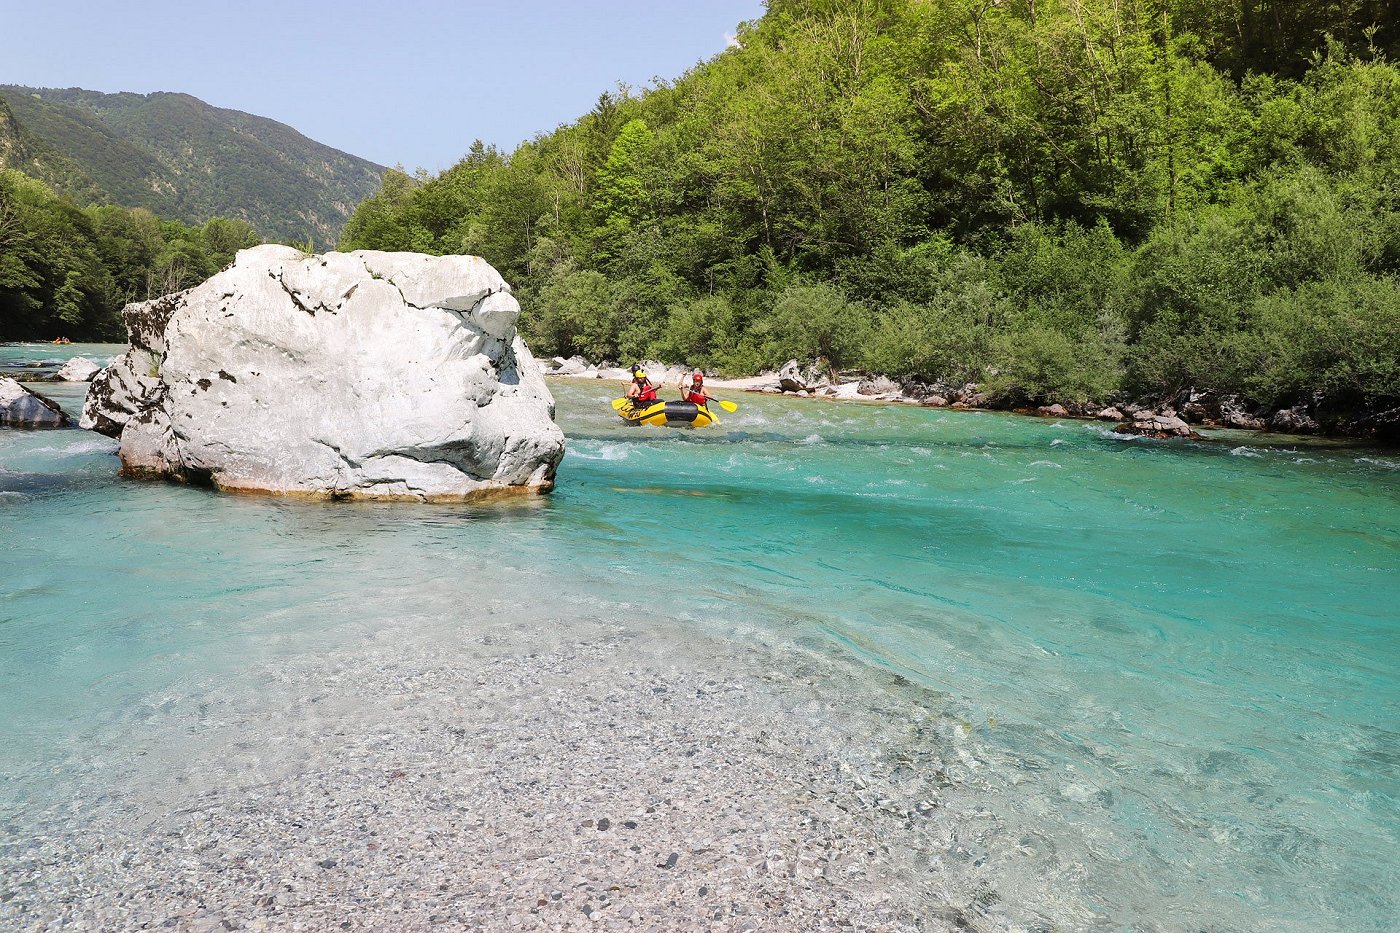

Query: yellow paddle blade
[[716, 399, 739, 412], [611, 397, 629, 409]]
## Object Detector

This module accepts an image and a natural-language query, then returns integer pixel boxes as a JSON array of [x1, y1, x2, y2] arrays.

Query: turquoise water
[[2, 343, 1398, 929]]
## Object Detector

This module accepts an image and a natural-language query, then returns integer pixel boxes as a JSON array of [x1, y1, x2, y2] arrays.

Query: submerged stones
[[81, 245, 565, 501], [0, 377, 69, 428]]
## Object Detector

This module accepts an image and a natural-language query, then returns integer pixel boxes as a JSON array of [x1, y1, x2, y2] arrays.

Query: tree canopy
[[0, 169, 258, 340], [342, 0, 1400, 413]]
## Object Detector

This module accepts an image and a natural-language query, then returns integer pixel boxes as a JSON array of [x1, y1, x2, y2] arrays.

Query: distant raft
[[617, 399, 720, 428]]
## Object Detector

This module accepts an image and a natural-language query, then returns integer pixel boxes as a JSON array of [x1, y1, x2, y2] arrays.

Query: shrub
[[752, 283, 872, 371], [1248, 276, 1400, 406]]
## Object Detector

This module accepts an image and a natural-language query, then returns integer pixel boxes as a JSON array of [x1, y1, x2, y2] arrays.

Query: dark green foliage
[[0, 169, 257, 340], [1249, 276, 1400, 406], [341, 0, 1400, 412], [0, 85, 384, 246]]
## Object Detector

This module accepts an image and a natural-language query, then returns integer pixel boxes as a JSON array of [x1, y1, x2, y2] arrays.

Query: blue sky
[[0, 0, 764, 171]]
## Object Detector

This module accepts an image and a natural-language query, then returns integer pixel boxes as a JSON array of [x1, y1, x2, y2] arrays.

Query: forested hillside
[[0, 85, 385, 245], [0, 169, 259, 340], [342, 0, 1400, 423]]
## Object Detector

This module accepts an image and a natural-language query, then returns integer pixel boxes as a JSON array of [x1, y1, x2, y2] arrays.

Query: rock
[[1269, 407, 1319, 435], [920, 395, 948, 408], [829, 381, 863, 400], [1172, 387, 1221, 424], [1, 377, 70, 427], [857, 375, 900, 396], [1097, 407, 1124, 421], [1355, 407, 1400, 442], [81, 245, 564, 500], [552, 355, 590, 376], [1036, 404, 1069, 418], [777, 359, 830, 393], [635, 360, 689, 387], [1116, 413, 1199, 439], [947, 383, 989, 407], [1216, 395, 1265, 430], [54, 357, 102, 382]]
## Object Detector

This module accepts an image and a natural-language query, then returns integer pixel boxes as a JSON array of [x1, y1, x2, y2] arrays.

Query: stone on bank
[[81, 245, 565, 501]]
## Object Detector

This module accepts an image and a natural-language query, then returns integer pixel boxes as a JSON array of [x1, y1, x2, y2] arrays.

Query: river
[[2, 343, 1397, 930]]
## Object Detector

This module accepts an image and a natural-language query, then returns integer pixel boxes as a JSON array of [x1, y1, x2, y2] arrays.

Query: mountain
[[0, 85, 386, 245]]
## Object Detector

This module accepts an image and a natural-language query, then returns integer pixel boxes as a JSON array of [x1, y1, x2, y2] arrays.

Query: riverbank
[[546, 362, 1400, 444]]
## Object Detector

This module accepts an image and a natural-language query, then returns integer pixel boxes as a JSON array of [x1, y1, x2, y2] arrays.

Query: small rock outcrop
[[1355, 407, 1400, 443], [1218, 396, 1266, 430], [1036, 403, 1069, 418], [552, 355, 591, 375], [81, 245, 565, 501], [54, 357, 102, 382], [1115, 412, 1200, 439], [778, 359, 830, 393], [1269, 407, 1320, 435], [1, 377, 70, 427], [857, 375, 901, 397], [1097, 407, 1124, 421]]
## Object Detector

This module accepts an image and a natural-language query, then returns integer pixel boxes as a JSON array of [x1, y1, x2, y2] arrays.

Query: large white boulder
[[54, 357, 102, 382], [81, 245, 565, 501], [1, 377, 70, 427]]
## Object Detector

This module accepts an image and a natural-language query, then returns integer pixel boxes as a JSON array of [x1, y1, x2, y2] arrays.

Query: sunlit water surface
[[2, 343, 1397, 930]]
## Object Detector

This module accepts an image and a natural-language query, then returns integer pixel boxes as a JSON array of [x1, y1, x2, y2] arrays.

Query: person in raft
[[678, 371, 714, 406], [625, 368, 658, 403]]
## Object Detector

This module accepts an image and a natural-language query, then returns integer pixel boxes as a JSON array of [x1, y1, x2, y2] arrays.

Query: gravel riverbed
[[0, 614, 1057, 932]]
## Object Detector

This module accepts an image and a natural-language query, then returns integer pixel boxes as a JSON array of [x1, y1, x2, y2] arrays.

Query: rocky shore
[[543, 356, 1399, 443], [0, 614, 1069, 933]]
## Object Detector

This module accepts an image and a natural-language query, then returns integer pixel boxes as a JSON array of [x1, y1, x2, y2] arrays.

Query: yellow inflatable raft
[[618, 399, 719, 428]]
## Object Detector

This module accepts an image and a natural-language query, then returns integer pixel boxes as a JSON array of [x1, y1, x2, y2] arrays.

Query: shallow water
[[2, 346, 1398, 930], [0, 342, 120, 382]]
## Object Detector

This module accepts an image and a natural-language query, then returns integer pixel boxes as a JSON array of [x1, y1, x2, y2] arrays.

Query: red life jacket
[[635, 382, 658, 403], [685, 388, 707, 404]]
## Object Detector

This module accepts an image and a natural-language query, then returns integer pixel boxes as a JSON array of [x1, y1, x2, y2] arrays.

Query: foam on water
[[3, 347, 1399, 929]]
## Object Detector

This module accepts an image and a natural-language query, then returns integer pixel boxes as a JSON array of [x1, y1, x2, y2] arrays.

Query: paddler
[[678, 371, 714, 406], [626, 368, 658, 404]]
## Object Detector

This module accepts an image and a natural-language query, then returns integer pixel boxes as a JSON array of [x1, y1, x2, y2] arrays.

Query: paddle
[[612, 394, 737, 412]]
